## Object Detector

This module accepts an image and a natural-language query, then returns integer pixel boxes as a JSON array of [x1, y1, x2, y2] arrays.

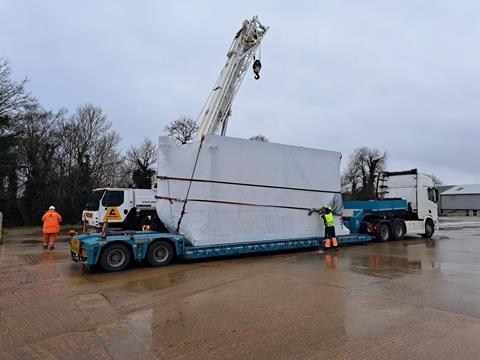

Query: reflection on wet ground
[[348, 253, 422, 278], [2, 217, 480, 359]]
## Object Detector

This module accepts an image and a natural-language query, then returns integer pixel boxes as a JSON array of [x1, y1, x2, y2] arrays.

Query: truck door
[[99, 190, 128, 224], [416, 174, 438, 222]]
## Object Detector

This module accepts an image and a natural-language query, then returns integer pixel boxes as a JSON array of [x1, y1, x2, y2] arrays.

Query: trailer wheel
[[100, 243, 131, 272], [421, 220, 435, 238], [392, 219, 406, 240], [376, 222, 391, 242], [146, 240, 174, 267]]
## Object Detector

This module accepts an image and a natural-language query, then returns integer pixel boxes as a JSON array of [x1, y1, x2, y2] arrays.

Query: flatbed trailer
[[70, 231, 372, 272]]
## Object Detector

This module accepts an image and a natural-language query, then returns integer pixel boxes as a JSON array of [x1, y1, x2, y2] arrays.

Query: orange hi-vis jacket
[[42, 210, 62, 234]]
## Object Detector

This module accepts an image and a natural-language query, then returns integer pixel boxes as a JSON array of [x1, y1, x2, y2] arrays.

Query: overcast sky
[[2, 0, 479, 184]]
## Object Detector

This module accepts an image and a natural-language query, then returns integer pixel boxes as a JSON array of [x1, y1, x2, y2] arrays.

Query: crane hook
[[253, 59, 262, 80]]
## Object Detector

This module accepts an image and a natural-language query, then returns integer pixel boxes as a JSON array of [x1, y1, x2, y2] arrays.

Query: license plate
[[71, 239, 80, 254], [84, 212, 93, 219]]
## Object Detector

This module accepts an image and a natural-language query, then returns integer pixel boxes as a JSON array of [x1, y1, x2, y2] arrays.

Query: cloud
[[2, 0, 479, 183]]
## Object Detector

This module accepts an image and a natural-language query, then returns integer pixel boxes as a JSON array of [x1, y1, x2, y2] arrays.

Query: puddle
[[349, 254, 422, 279], [439, 226, 480, 230], [124, 271, 188, 292]]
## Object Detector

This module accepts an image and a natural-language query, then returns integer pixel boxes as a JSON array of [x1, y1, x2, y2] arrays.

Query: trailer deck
[[71, 231, 372, 269]]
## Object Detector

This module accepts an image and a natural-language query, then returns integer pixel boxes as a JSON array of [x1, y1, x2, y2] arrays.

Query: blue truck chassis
[[71, 231, 372, 272]]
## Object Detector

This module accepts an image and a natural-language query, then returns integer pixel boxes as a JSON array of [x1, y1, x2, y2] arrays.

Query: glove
[[308, 208, 321, 216]]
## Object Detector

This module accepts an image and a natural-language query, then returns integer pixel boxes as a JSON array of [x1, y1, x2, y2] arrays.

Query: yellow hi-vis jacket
[[322, 212, 335, 227]]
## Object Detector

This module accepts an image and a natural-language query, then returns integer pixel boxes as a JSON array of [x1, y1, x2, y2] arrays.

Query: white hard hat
[[49, 206, 55, 210]]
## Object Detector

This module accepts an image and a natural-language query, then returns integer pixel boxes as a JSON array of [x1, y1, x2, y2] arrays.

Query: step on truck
[[343, 169, 439, 241]]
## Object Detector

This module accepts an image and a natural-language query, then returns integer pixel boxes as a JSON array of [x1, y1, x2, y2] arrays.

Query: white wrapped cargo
[[155, 135, 349, 247]]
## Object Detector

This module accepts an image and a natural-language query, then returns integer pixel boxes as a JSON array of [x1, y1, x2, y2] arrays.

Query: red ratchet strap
[[156, 195, 312, 211], [157, 176, 340, 195]]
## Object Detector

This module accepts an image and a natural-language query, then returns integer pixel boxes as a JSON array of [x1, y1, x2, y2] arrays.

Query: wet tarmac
[[2, 217, 480, 359]]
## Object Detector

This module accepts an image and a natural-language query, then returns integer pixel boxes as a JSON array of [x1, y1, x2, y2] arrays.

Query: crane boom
[[197, 16, 269, 139]]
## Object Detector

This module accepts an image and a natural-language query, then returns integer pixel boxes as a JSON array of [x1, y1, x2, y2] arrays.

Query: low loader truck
[[70, 169, 437, 273], [69, 18, 438, 272]]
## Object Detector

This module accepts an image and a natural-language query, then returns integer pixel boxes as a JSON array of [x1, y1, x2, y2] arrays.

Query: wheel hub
[[154, 247, 168, 262], [108, 249, 125, 267]]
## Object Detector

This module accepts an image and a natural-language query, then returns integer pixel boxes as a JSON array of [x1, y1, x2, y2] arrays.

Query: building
[[438, 184, 480, 216]]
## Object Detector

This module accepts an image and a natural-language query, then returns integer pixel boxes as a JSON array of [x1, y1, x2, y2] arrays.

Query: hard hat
[[49, 206, 55, 210]]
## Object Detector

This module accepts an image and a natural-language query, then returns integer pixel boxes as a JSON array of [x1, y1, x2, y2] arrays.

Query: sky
[[1, 0, 480, 184]]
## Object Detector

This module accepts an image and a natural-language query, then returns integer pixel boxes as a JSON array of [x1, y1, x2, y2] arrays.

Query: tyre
[[392, 219, 406, 240], [376, 222, 391, 242], [100, 243, 131, 272], [146, 240, 174, 267], [421, 220, 435, 238]]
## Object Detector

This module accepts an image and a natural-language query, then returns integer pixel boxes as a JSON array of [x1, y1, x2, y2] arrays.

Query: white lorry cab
[[82, 188, 162, 231]]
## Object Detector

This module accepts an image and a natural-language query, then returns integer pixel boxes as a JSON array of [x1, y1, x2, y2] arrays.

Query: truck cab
[[82, 188, 161, 231], [377, 169, 439, 232], [343, 169, 439, 241]]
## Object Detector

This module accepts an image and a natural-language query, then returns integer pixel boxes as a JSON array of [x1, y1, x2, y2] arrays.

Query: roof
[[441, 184, 480, 196], [437, 185, 455, 193]]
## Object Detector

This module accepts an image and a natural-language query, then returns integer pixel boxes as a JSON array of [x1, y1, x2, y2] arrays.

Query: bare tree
[[164, 115, 199, 144], [0, 57, 130, 225], [14, 104, 65, 223], [430, 174, 443, 186], [59, 104, 123, 186], [342, 146, 388, 199], [125, 137, 157, 188], [53, 104, 123, 221], [0, 59, 33, 117], [249, 134, 269, 142]]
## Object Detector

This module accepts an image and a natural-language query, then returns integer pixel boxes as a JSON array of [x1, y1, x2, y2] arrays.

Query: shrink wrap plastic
[[156, 135, 349, 246]]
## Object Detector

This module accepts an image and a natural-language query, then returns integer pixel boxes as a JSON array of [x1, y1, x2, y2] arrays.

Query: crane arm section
[[197, 16, 268, 139]]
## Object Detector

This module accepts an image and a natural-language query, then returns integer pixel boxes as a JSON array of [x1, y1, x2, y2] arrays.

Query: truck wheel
[[100, 243, 131, 272], [146, 240, 174, 267], [421, 220, 435, 238], [376, 222, 391, 242], [392, 219, 406, 240]]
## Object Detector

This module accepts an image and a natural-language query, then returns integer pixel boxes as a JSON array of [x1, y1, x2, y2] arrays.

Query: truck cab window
[[428, 187, 436, 203], [102, 191, 124, 207], [85, 190, 106, 210]]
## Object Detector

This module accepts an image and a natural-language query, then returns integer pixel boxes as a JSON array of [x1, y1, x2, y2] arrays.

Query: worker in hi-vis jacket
[[308, 206, 338, 250], [42, 206, 62, 250]]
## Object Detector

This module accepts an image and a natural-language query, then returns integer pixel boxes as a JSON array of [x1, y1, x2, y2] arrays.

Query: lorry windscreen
[[85, 190, 106, 210], [102, 191, 124, 207]]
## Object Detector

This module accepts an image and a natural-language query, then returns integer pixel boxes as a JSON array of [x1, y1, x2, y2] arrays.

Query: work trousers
[[324, 226, 338, 249], [43, 233, 57, 246]]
